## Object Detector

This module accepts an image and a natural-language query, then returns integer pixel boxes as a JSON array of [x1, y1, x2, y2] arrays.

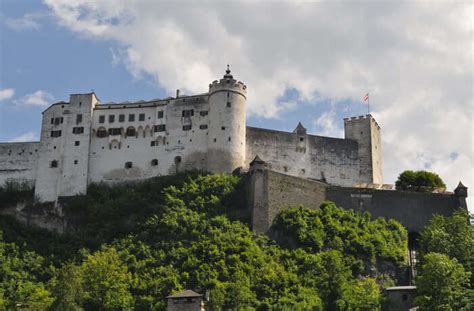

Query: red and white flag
[[363, 93, 369, 102]]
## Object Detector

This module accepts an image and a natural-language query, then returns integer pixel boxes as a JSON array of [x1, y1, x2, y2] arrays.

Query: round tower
[[207, 66, 247, 173]]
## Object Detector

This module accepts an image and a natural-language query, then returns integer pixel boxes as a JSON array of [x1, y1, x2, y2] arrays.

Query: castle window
[[154, 124, 166, 132], [182, 125, 192, 131], [108, 128, 122, 136], [74, 160, 78, 165], [124, 161, 133, 169], [51, 130, 62, 138], [76, 114, 83, 124], [182, 109, 194, 117], [75, 141, 80, 146], [54, 117, 63, 125], [200, 111, 208, 116], [97, 128, 107, 138], [227, 102, 231, 108], [200, 124, 208, 130], [151, 159, 158, 166], [214, 138, 216, 142], [228, 137, 231, 142], [99, 115, 105, 123], [51, 118, 54, 124], [221, 126, 226, 130], [109, 115, 115, 123], [119, 114, 125, 122], [174, 156, 182, 164], [128, 114, 135, 122], [50, 160, 58, 168], [72, 127, 84, 134], [157, 111, 164, 119], [299, 137, 304, 142], [139, 113, 145, 121], [126, 127, 136, 137], [150, 141, 155, 147], [227, 92, 230, 98]]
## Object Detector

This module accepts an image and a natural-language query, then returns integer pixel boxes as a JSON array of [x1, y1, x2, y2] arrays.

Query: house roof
[[166, 290, 203, 299]]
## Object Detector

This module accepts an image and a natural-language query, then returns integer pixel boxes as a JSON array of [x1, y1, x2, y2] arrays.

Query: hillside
[[1, 173, 411, 310]]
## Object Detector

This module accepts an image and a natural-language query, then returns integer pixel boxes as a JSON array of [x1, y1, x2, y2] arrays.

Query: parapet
[[344, 114, 380, 129]]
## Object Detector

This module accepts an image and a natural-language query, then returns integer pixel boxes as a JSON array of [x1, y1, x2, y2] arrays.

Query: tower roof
[[166, 290, 203, 299], [293, 122, 307, 135]]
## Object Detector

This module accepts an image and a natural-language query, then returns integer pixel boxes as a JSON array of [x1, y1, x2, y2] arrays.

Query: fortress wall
[[250, 168, 327, 233], [88, 96, 210, 183], [326, 187, 464, 233], [246, 127, 360, 187], [0, 142, 40, 187], [249, 168, 465, 234]]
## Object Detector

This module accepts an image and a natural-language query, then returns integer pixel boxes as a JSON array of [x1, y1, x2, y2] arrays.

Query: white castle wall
[[0, 69, 383, 202], [0, 142, 39, 187]]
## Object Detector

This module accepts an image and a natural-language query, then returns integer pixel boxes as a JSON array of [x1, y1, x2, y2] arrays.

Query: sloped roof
[[166, 290, 203, 299]]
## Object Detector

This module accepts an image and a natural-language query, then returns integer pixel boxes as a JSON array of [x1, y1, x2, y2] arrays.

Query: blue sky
[[0, 1, 472, 208]]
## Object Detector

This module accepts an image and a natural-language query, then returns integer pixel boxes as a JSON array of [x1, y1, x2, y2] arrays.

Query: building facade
[[0, 67, 383, 202]]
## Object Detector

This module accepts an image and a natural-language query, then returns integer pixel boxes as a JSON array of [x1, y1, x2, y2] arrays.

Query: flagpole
[[368, 93, 370, 115]]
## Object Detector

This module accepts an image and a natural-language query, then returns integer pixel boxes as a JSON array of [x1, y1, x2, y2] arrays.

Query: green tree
[[415, 252, 471, 311], [419, 209, 474, 282], [81, 247, 134, 310], [50, 262, 85, 310], [395, 170, 446, 192], [338, 278, 381, 311]]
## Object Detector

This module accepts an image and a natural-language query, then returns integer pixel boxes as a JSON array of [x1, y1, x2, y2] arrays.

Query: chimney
[[176, 89, 180, 98]]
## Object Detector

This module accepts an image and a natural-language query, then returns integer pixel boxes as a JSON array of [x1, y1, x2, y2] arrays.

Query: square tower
[[344, 114, 383, 185]]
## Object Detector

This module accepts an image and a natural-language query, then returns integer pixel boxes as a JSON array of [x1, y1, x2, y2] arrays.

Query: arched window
[[97, 127, 107, 138], [151, 159, 158, 166]]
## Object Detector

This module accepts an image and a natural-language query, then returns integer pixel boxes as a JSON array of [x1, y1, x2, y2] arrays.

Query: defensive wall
[[0, 142, 40, 187], [248, 159, 468, 234]]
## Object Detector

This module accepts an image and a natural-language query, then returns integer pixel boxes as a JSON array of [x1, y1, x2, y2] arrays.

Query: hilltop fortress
[[0, 67, 383, 202], [0, 67, 467, 237]]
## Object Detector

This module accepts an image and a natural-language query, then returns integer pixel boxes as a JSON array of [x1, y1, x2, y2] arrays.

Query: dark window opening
[[227, 102, 231, 107], [182, 109, 194, 117], [73, 127, 84, 134], [54, 117, 63, 125], [200, 111, 208, 116], [299, 137, 304, 142], [228, 137, 231, 142], [126, 127, 136, 137], [50, 160, 58, 168], [214, 138, 217, 142], [75, 141, 80, 146], [139, 113, 145, 121], [200, 124, 208, 129], [128, 114, 135, 122], [51, 130, 62, 138], [227, 92, 230, 98], [151, 159, 158, 166], [174, 156, 182, 164], [109, 115, 115, 123], [97, 128, 107, 138], [51, 118, 54, 124], [108, 128, 122, 136], [154, 124, 166, 132], [76, 114, 83, 124], [221, 126, 226, 130], [150, 141, 155, 146], [125, 161, 133, 169], [74, 160, 78, 165], [119, 114, 125, 122], [182, 125, 192, 131], [157, 111, 164, 118], [99, 115, 105, 123]]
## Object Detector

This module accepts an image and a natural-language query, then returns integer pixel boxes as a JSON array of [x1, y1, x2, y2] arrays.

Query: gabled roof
[[166, 290, 203, 299]]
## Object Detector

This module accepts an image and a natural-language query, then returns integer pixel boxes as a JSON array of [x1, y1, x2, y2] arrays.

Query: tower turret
[[207, 66, 247, 173]]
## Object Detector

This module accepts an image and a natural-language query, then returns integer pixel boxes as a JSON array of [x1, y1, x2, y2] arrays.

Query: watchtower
[[344, 114, 383, 184], [207, 66, 247, 173]]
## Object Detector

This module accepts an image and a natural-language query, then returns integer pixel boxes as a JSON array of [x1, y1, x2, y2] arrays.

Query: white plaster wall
[[88, 96, 209, 183], [245, 127, 360, 187], [0, 142, 40, 187]]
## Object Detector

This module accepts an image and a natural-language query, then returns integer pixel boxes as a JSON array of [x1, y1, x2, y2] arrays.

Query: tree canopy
[[395, 170, 446, 192]]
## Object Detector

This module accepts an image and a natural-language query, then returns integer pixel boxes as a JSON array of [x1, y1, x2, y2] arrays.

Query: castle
[[0, 67, 384, 202]]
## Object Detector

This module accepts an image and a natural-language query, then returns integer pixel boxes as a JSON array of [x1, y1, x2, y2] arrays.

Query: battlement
[[344, 114, 380, 129]]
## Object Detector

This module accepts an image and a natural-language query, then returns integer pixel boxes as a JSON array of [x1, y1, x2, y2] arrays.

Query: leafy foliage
[[0, 173, 413, 310], [0, 181, 35, 208], [415, 253, 471, 311], [395, 170, 446, 192]]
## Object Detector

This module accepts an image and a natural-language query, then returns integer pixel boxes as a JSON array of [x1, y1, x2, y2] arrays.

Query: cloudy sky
[[0, 1, 472, 209]]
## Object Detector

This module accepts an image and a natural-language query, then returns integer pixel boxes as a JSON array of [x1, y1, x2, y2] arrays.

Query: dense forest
[[0, 173, 472, 310]]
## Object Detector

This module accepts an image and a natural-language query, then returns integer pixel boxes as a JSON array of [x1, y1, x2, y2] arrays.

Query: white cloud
[[14, 90, 54, 107], [313, 109, 343, 138], [8, 132, 39, 142], [5, 12, 46, 31], [0, 88, 15, 101], [43, 1, 473, 208]]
